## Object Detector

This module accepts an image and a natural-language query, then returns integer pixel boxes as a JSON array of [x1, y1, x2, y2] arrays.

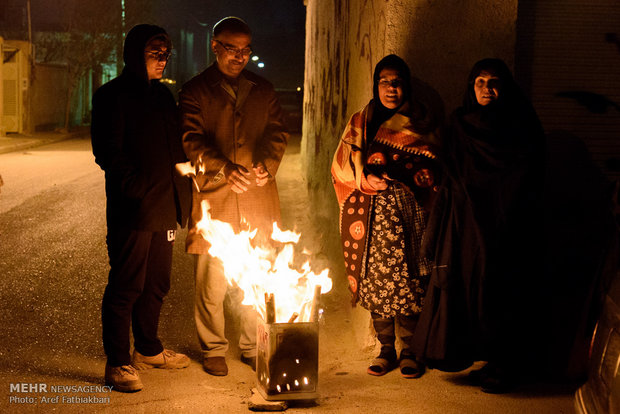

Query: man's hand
[[252, 161, 271, 187], [366, 173, 388, 191], [224, 163, 251, 193]]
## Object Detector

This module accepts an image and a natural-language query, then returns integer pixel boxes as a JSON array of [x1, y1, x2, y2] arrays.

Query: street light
[[257, 62, 265, 68], [251, 55, 259, 62]]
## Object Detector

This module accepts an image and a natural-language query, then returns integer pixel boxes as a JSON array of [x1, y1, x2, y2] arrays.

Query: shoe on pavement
[[467, 363, 491, 385], [105, 364, 143, 393], [203, 356, 228, 376], [399, 353, 425, 379], [241, 354, 257, 371], [132, 349, 190, 370], [478, 363, 515, 394], [367, 347, 397, 376], [480, 373, 515, 394]]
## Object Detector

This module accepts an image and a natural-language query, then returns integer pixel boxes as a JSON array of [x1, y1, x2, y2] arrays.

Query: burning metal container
[[257, 317, 319, 401], [190, 196, 330, 401]]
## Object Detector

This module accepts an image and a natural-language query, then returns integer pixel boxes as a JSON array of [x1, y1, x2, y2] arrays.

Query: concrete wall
[[302, 0, 518, 346], [32, 63, 68, 130], [30, 62, 95, 130], [515, 0, 620, 179]]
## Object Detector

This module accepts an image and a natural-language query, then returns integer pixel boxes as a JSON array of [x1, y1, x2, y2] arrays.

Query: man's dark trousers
[[102, 227, 175, 367]]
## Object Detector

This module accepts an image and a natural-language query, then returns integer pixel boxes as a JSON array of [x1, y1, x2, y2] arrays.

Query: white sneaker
[[132, 349, 190, 370], [104, 364, 143, 392]]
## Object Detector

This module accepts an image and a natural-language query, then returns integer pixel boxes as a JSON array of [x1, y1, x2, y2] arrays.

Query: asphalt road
[[0, 136, 577, 413]]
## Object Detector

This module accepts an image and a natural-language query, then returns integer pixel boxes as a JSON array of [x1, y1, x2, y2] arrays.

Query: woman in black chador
[[414, 58, 545, 393]]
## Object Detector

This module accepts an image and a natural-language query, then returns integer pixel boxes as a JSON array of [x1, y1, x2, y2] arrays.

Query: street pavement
[[0, 134, 578, 413]]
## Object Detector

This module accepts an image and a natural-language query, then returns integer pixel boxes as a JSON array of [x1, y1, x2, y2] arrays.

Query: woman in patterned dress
[[331, 55, 440, 378]]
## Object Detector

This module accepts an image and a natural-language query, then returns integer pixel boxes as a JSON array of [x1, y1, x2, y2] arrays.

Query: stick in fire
[[309, 286, 321, 323], [265, 293, 276, 324]]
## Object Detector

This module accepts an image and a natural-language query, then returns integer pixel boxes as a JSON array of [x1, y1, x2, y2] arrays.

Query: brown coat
[[180, 64, 289, 254]]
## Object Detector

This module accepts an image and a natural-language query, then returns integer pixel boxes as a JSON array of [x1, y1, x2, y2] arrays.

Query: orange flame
[[196, 200, 331, 323]]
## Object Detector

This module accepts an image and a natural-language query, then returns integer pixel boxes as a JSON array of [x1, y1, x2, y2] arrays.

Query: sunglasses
[[145, 50, 172, 62]]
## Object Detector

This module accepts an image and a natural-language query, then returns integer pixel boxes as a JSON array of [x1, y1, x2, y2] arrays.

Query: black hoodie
[[91, 24, 190, 230], [122, 24, 172, 84]]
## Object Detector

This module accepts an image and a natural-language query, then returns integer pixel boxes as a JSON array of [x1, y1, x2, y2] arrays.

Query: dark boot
[[368, 313, 397, 376], [396, 314, 425, 378], [479, 362, 516, 394]]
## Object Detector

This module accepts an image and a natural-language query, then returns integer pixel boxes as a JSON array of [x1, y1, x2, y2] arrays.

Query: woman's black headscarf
[[454, 58, 544, 210], [462, 58, 530, 115], [372, 54, 412, 107], [368, 54, 412, 139]]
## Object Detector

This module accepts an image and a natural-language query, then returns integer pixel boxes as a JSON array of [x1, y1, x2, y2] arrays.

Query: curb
[[0, 128, 89, 155]]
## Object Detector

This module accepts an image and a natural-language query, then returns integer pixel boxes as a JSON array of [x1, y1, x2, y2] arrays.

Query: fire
[[195, 199, 331, 323]]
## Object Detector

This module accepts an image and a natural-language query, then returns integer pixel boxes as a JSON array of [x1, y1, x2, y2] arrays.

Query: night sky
[[29, 0, 306, 90], [165, 0, 307, 89]]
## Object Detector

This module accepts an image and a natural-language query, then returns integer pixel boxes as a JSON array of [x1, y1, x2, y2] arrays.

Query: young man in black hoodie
[[91, 24, 191, 392]]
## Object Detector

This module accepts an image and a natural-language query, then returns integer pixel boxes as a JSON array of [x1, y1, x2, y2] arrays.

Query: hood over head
[[123, 24, 171, 81], [463, 58, 521, 112]]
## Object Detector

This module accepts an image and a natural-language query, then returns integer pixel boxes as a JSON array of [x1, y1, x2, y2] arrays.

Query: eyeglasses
[[378, 78, 403, 88], [214, 40, 252, 57], [145, 50, 172, 62]]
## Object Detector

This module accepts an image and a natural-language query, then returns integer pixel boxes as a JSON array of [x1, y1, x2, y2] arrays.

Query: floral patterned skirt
[[359, 183, 430, 318]]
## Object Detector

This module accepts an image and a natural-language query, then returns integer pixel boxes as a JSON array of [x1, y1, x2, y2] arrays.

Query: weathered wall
[[515, 0, 620, 179], [302, 0, 518, 346], [32, 63, 68, 130], [1, 39, 32, 134]]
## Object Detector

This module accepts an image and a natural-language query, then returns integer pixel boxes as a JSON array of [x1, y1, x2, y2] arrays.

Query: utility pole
[[0, 37, 4, 137], [25, 0, 34, 133], [26, 0, 33, 48], [116, 0, 126, 76]]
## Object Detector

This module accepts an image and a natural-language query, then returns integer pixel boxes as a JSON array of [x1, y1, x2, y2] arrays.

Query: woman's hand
[[366, 173, 388, 191]]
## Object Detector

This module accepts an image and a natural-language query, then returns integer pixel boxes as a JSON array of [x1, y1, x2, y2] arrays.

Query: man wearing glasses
[[91, 24, 191, 392], [180, 17, 288, 377]]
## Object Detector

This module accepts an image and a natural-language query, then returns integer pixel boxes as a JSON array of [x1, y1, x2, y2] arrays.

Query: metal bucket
[[256, 317, 319, 401]]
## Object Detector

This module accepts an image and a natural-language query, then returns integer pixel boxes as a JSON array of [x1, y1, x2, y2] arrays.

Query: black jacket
[[91, 24, 190, 230]]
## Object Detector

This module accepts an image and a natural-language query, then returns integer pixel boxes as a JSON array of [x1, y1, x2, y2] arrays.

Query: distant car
[[276, 89, 303, 133], [574, 272, 620, 414]]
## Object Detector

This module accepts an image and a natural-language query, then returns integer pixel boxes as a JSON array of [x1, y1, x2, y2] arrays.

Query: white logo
[[167, 230, 176, 242]]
